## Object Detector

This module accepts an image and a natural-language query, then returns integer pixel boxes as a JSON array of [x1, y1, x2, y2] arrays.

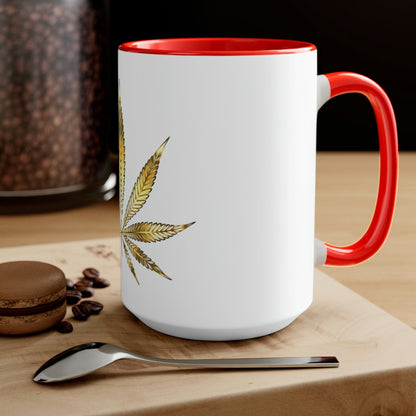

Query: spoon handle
[[130, 354, 339, 369]]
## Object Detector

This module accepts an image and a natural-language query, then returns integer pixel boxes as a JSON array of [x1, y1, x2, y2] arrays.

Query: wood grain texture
[[315, 152, 416, 328], [0, 238, 416, 415], [0, 198, 120, 248]]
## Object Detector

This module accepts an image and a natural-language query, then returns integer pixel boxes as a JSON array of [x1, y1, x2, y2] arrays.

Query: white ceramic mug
[[118, 38, 398, 341]]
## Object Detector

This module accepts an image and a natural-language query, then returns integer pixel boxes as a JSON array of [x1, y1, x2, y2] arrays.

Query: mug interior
[[119, 38, 316, 55]]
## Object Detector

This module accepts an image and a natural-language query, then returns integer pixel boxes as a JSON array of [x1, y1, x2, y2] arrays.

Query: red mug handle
[[315, 72, 398, 266]]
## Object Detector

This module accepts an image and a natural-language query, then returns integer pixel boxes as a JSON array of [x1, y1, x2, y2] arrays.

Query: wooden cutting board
[[1, 238, 415, 416]]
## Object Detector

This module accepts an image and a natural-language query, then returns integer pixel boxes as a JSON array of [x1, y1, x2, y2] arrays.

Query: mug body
[[119, 39, 318, 340]]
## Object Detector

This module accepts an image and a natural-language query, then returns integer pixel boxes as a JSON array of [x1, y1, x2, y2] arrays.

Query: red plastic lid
[[119, 38, 316, 56]]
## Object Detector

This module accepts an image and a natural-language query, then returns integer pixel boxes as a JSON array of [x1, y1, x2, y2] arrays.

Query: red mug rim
[[119, 38, 316, 56]]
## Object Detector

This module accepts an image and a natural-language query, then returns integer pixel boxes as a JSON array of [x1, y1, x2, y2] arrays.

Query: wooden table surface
[[3, 238, 416, 415], [1, 152, 414, 328], [1, 152, 416, 415]]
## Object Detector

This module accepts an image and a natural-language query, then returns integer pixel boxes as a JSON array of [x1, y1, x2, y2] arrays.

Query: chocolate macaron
[[0, 261, 66, 335]]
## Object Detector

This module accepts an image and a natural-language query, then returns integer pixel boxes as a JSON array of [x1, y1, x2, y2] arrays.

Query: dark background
[[106, 1, 414, 151]]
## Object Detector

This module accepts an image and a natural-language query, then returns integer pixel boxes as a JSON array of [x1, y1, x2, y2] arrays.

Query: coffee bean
[[74, 279, 93, 289], [72, 304, 90, 321], [80, 287, 94, 298], [80, 300, 103, 315], [92, 278, 110, 288], [66, 289, 82, 305], [82, 267, 100, 280], [79, 302, 92, 314], [65, 278, 74, 290], [56, 320, 73, 333]]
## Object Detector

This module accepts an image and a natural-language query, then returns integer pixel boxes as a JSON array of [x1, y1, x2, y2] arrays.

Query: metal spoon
[[33, 342, 339, 383]]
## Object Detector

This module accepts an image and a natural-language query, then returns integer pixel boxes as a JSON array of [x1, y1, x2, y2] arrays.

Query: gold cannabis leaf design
[[124, 237, 170, 280], [118, 88, 126, 223], [123, 222, 195, 243], [119, 90, 195, 284], [122, 238, 138, 284]]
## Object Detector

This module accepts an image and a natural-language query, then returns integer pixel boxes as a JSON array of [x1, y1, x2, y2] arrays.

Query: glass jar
[[0, 0, 115, 213]]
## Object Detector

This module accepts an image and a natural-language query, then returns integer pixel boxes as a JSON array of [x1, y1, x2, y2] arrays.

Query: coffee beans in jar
[[0, 0, 116, 213]]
